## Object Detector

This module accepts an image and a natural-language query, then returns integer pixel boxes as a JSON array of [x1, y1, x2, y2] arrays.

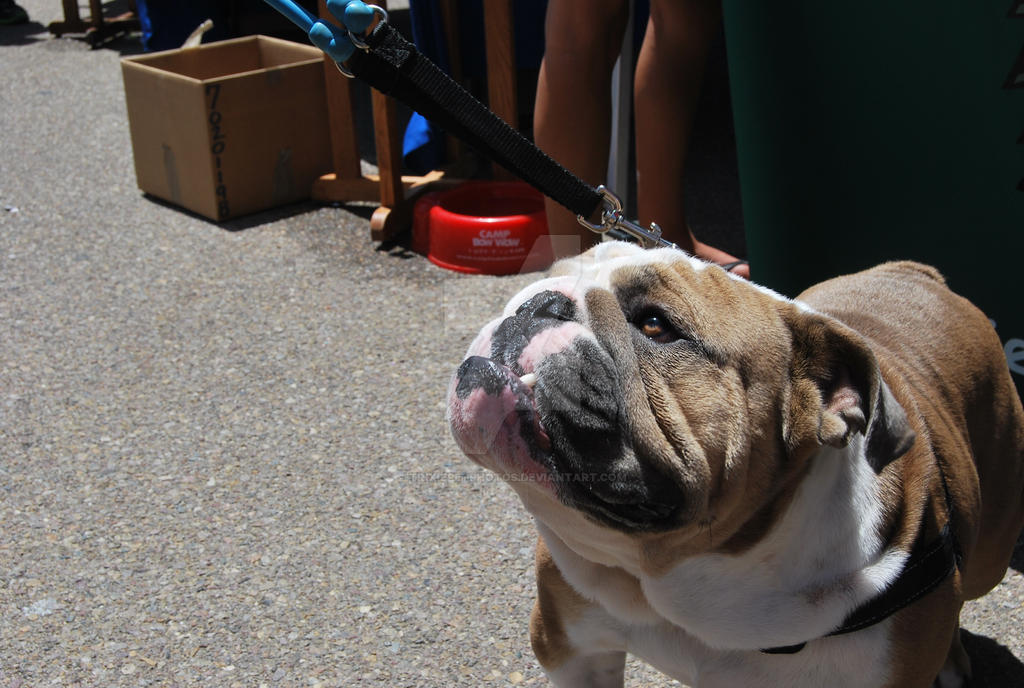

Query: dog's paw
[[932, 631, 972, 688], [933, 668, 970, 688]]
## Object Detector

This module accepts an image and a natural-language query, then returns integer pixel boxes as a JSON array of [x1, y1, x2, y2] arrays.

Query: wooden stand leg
[[367, 69, 408, 241], [312, 0, 451, 243], [48, 0, 86, 36], [439, 0, 463, 162], [311, 0, 381, 204], [49, 0, 140, 46], [89, 0, 104, 29], [311, 0, 521, 243], [369, 97, 449, 242], [484, 0, 518, 181]]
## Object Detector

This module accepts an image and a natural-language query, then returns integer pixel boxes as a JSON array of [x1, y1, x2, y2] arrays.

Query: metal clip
[[347, 4, 388, 51], [335, 61, 356, 78], [334, 4, 388, 78], [576, 186, 678, 250]]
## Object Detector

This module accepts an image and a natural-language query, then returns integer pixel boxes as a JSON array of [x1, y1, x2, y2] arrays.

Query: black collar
[[761, 522, 960, 655]]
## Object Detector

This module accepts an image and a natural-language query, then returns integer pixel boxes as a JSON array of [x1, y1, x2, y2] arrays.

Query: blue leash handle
[[263, 0, 316, 32], [263, 0, 375, 63]]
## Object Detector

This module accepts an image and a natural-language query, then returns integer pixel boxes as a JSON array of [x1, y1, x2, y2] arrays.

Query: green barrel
[[722, 1, 1024, 397]]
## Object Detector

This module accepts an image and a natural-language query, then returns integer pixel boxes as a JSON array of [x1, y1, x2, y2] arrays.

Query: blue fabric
[[403, 113, 447, 175], [135, 0, 230, 51]]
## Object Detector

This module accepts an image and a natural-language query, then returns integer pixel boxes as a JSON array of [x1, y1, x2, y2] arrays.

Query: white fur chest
[[639, 442, 907, 650], [562, 613, 896, 688], [538, 442, 907, 686]]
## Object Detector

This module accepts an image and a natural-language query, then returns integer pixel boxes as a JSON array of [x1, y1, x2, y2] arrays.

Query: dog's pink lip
[[496, 372, 553, 481], [518, 374, 551, 453], [500, 361, 552, 459], [449, 357, 554, 483]]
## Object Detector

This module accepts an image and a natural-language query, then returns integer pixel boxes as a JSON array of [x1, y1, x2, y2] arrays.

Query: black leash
[[348, 21, 602, 220], [263, 0, 676, 249]]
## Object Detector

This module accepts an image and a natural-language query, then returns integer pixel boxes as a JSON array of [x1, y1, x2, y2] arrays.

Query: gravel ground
[[1, 3, 1021, 686]]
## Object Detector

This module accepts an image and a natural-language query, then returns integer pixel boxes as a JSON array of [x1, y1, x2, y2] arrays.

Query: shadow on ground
[[0, 20, 48, 46], [963, 629, 1024, 687]]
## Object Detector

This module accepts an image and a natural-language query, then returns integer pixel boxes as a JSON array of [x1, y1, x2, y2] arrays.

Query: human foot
[[654, 225, 750, 278], [692, 239, 750, 278]]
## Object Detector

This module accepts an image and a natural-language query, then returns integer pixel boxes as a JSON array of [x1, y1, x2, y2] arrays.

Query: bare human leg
[[635, 0, 749, 277], [534, 0, 629, 259]]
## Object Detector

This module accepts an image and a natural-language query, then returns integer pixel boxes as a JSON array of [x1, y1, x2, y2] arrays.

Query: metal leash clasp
[[346, 4, 388, 50], [262, 0, 388, 78], [334, 4, 388, 78], [576, 186, 678, 250]]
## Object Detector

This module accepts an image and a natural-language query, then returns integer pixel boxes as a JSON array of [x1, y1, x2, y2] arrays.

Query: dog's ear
[[784, 310, 915, 469]]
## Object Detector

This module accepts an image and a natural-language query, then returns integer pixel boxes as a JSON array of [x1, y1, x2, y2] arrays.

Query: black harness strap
[[761, 516, 960, 654], [835, 523, 958, 636], [346, 21, 605, 222]]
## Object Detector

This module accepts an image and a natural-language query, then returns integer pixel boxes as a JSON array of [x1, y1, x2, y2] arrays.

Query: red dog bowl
[[412, 181, 553, 275]]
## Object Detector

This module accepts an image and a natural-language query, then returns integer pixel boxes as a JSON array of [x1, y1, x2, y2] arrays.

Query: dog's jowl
[[447, 242, 1024, 688]]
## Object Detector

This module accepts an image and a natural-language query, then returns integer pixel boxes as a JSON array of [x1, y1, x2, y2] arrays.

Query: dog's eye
[[637, 314, 679, 344]]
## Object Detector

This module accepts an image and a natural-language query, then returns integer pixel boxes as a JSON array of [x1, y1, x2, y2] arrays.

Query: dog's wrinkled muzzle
[[448, 288, 684, 531]]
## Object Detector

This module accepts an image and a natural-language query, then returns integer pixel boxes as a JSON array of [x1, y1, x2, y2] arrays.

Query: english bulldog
[[446, 242, 1024, 688]]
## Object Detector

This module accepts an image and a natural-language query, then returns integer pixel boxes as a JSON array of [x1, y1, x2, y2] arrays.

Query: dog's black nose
[[455, 356, 515, 400], [491, 291, 577, 373], [516, 290, 576, 322]]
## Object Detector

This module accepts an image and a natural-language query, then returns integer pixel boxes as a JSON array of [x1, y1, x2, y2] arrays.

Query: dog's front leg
[[530, 597, 626, 688], [930, 626, 971, 688], [530, 542, 627, 688], [540, 648, 627, 688]]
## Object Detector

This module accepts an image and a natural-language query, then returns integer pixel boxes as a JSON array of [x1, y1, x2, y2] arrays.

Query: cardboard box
[[121, 36, 331, 221]]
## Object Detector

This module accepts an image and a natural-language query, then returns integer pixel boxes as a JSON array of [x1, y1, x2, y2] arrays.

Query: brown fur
[[501, 254, 1023, 685], [799, 262, 1024, 598], [798, 261, 1024, 679], [588, 259, 895, 576], [530, 538, 590, 669]]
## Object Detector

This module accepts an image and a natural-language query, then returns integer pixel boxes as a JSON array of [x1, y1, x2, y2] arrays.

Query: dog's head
[[447, 243, 913, 552]]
